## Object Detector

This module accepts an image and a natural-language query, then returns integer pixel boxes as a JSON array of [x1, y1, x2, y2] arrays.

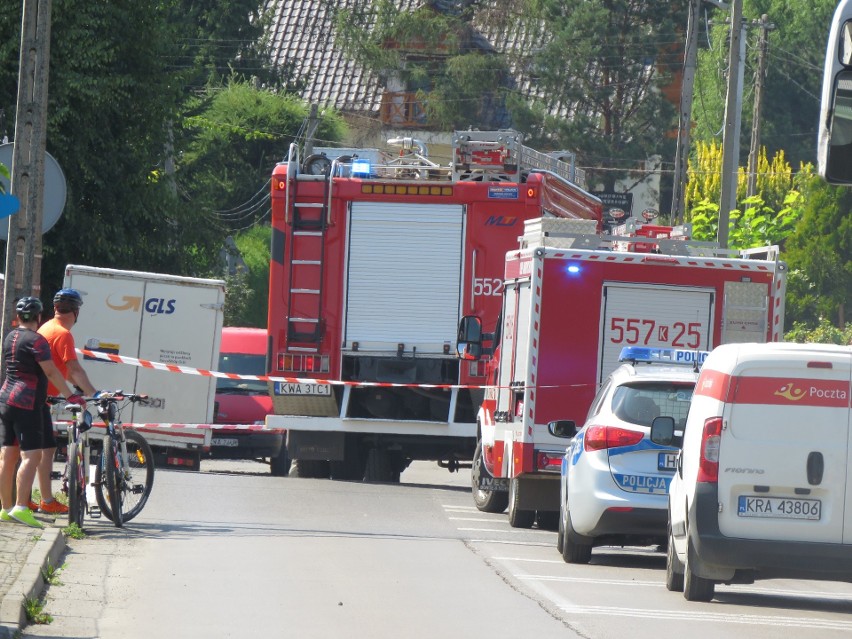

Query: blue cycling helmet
[[53, 288, 83, 313], [15, 296, 43, 322]]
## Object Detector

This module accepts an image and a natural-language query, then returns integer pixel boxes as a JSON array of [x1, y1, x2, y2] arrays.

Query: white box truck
[[62, 264, 226, 469]]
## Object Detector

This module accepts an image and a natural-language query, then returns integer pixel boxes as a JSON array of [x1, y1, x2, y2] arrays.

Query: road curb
[[0, 523, 66, 638]]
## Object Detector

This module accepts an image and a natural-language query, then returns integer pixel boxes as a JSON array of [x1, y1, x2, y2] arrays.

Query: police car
[[553, 347, 707, 564]]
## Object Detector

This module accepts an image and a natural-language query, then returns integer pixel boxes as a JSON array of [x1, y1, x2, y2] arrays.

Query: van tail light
[[697, 416, 723, 483], [584, 425, 644, 452]]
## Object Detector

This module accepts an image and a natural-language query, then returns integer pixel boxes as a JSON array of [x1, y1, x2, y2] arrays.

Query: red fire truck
[[265, 130, 602, 481], [457, 217, 787, 528]]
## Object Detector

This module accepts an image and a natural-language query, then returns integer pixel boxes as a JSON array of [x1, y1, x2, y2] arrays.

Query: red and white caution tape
[[76, 348, 593, 391], [76, 348, 489, 390]]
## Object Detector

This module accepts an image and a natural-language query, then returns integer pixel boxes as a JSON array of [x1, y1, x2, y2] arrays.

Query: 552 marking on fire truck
[[473, 278, 504, 297], [608, 318, 703, 349]]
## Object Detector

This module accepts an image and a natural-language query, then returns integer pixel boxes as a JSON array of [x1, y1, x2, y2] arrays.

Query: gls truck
[[457, 218, 787, 529], [62, 265, 285, 471]]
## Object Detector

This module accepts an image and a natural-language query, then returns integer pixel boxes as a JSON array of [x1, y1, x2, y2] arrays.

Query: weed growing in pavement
[[30, 534, 41, 542], [41, 561, 65, 586], [23, 596, 52, 624], [62, 523, 85, 539]]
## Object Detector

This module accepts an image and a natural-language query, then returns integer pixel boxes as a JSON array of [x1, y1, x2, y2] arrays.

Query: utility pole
[[1, 0, 52, 360], [717, 0, 745, 248], [303, 104, 320, 156], [670, 0, 701, 225], [746, 14, 775, 198]]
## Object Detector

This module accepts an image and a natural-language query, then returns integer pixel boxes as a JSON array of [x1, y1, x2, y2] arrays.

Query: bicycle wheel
[[67, 440, 86, 528], [96, 430, 155, 524], [97, 436, 124, 527]]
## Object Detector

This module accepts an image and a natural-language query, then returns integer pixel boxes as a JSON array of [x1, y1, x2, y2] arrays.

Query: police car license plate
[[737, 496, 821, 520], [657, 452, 678, 470], [275, 382, 331, 396]]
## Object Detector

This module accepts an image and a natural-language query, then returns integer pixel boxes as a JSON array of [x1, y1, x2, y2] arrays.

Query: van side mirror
[[547, 419, 577, 439], [650, 416, 682, 448], [457, 315, 483, 360]]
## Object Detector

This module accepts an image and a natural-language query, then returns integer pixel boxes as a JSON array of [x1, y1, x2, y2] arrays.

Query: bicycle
[[49, 396, 95, 528], [90, 391, 155, 527]]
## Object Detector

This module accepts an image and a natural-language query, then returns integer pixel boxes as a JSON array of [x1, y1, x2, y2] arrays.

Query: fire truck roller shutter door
[[346, 202, 464, 354]]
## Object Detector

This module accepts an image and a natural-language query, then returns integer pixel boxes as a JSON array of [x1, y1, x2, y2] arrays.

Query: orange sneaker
[[39, 499, 69, 515], [27, 500, 39, 512]]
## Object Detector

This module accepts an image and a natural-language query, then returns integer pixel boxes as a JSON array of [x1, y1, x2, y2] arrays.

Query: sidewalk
[[0, 512, 67, 639]]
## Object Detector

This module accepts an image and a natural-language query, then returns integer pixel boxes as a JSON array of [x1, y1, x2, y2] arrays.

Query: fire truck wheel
[[289, 459, 330, 479], [562, 509, 592, 564], [471, 444, 508, 513], [270, 449, 292, 477], [363, 448, 395, 483], [507, 478, 535, 529]]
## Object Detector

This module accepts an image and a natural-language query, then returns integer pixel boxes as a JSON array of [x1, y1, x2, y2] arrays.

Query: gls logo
[[106, 295, 177, 315], [144, 298, 176, 315]]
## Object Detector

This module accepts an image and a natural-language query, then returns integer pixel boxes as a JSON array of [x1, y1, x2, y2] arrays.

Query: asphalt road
[[20, 460, 852, 638]]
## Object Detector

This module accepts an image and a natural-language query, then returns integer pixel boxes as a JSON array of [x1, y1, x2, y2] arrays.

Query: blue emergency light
[[618, 346, 710, 367], [351, 159, 371, 176]]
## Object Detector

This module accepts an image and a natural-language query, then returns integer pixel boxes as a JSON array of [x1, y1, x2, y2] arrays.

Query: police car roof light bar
[[618, 346, 710, 368]]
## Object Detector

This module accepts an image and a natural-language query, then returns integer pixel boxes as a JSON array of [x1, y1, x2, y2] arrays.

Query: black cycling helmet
[[53, 288, 84, 313], [15, 296, 43, 322]]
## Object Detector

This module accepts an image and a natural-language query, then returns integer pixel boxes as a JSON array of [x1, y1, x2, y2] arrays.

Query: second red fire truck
[[265, 130, 602, 481], [457, 217, 788, 528]]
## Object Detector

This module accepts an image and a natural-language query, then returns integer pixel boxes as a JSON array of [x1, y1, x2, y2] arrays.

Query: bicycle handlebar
[[47, 391, 149, 409]]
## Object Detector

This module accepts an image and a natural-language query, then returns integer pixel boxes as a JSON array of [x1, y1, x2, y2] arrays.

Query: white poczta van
[[652, 342, 852, 601]]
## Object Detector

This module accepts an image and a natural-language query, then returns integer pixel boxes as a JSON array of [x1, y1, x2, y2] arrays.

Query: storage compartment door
[[345, 202, 463, 353], [600, 284, 714, 383]]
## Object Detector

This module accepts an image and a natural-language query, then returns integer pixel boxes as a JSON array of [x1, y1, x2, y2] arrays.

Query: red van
[[212, 327, 289, 474]]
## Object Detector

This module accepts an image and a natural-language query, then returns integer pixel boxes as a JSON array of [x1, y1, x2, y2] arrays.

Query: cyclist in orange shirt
[[36, 289, 97, 515]]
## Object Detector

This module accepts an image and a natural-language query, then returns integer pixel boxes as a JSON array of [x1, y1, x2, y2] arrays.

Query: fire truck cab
[[266, 130, 602, 482]]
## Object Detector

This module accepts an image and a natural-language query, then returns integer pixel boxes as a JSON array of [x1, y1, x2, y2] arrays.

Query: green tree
[[223, 225, 272, 328], [516, 0, 685, 190], [783, 176, 852, 329], [692, 0, 836, 167], [0, 2, 333, 299], [179, 79, 346, 233]]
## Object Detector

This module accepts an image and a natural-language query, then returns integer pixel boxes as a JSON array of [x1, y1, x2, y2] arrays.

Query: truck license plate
[[737, 496, 821, 520], [212, 438, 239, 447], [275, 382, 332, 396]]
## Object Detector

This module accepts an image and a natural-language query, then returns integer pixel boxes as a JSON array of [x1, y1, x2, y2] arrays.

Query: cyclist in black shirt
[[0, 297, 84, 528]]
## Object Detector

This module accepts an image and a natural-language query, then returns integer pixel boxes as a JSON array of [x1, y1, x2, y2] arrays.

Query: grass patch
[[41, 560, 65, 586], [62, 523, 85, 540], [24, 597, 52, 624]]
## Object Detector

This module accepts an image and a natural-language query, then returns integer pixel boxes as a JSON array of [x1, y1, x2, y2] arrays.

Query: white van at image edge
[[653, 342, 852, 601]]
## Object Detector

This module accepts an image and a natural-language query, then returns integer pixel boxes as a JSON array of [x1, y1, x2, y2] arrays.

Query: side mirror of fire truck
[[456, 315, 483, 360], [547, 420, 577, 439], [649, 416, 683, 448]]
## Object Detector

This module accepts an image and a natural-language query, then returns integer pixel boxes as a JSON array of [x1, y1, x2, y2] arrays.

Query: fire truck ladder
[[284, 162, 331, 348]]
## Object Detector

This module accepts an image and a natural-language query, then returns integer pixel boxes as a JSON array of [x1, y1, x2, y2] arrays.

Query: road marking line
[[556, 604, 852, 630], [466, 539, 553, 547], [457, 527, 553, 535]]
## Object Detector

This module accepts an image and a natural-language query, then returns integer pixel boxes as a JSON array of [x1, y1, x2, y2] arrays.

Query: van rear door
[[717, 347, 852, 544]]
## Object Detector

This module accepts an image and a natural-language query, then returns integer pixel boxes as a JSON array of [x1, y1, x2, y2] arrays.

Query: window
[[611, 383, 694, 427]]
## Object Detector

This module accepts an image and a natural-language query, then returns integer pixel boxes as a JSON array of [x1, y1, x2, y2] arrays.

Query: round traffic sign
[[0, 143, 67, 239]]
